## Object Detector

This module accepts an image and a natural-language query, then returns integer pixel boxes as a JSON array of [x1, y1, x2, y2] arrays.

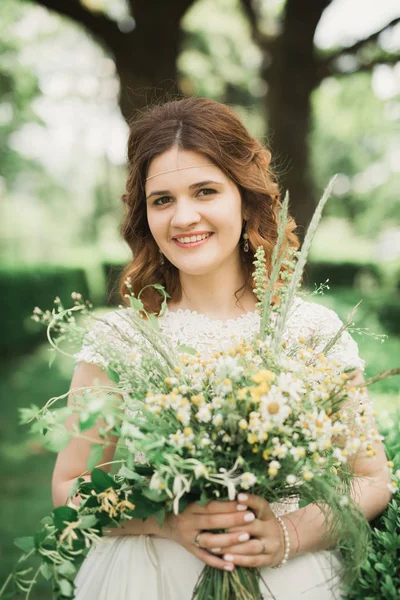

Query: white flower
[[212, 396, 224, 409], [260, 387, 291, 426], [333, 448, 347, 464], [194, 463, 208, 478], [339, 495, 349, 507], [213, 413, 224, 426], [277, 372, 305, 401], [196, 405, 212, 423], [240, 472, 257, 489], [286, 474, 297, 485], [216, 356, 244, 380], [149, 472, 165, 492], [387, 481, 398, 494]]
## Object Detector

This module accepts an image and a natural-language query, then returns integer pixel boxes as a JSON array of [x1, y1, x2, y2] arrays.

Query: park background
[[1, 0, 399, 598]]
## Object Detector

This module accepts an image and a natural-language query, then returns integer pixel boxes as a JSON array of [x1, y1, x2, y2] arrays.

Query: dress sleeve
[[288, 299, 365, 372], [73, 309, 136, 370]]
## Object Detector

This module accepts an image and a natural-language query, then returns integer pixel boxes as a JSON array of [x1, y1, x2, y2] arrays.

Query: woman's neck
[[168, 267, 257, 320]]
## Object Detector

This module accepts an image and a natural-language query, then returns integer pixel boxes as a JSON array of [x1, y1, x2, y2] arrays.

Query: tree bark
[[263, 0, 331, 238], [30, 0, 195, 120]]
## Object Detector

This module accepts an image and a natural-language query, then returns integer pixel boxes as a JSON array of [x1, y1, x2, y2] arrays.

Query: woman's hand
[[162, 497, 272, 571], [192, 494, 290, 569]]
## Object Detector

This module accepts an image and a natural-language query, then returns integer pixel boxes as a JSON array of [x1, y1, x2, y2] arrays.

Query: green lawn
[[0, 289, 398, 597]]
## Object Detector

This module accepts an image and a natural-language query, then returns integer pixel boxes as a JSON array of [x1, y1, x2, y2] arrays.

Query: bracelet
[[271, 515, 290, 568], [283, 515, 300, 554]]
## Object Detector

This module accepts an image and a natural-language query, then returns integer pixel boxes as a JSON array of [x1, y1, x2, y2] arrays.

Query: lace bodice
[[74, 297, 365, 372]]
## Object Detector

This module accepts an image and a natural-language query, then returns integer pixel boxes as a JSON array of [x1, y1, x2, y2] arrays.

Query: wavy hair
[[119, 97, 299, 313]]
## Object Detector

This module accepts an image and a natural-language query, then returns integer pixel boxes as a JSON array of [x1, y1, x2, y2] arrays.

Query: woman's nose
[[170, 199, 201, 228]]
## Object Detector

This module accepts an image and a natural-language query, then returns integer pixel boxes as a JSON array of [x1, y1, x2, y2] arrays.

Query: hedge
[[1, 266, 89, 358]]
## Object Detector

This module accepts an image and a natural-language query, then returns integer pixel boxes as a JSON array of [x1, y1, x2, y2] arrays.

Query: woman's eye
[[153, 196, 171, 206], [197, 188, 216, 197]]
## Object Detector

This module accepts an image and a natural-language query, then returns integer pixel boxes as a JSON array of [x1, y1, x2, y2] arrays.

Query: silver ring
[[260, 538, 267, 554], [194, 532, 203, 548]]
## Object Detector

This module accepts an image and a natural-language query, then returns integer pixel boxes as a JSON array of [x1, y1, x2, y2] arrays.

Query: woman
[[53, 98, 391, 600]]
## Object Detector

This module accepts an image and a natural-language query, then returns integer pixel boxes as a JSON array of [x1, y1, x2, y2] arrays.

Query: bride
[[52, 97, 391, 599]]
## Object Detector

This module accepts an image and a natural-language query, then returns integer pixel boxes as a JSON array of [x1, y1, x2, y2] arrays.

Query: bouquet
[[2, 179, 399, 600]]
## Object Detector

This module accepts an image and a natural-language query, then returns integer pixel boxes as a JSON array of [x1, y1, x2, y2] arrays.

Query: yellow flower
[[183, 427, 193, 436], [262, 449, 271, 460], [191, 394, 204, 406], [239, 419, 248, 430], [252, 370, 275, 384], [303, 470, 314, 481], [387, 461, 394, 469], [247, 433, 258, 445]]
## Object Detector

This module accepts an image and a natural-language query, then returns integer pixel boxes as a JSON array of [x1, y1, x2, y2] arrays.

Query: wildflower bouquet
[[2, 179, 399, 600]]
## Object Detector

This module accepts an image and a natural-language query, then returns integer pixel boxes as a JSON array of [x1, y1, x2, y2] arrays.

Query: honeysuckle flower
[[240, 472, 257, 489]]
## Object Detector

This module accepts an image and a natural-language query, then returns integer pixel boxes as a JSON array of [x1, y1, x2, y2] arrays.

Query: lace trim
[[74, 297, 364, 372]]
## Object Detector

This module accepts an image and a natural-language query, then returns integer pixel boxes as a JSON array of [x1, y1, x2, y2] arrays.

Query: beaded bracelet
[[271, 515, 290, 568]]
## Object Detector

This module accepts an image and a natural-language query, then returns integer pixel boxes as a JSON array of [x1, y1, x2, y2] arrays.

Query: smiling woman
[[119, 97, 298, 318], [52, 97, 392, 600]]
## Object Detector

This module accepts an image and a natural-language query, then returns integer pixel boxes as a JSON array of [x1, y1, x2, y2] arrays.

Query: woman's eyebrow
[[146, 180, 223, 200]]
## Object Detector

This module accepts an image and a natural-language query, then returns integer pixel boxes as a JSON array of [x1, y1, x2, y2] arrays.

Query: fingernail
[[238, 493, 248, 502], [224, 554, 234, 561], [238, 533, 250, 542], [237, 504, 247, 511], [224, 564, 234, 571], [244, 512, 255, 522], [210, 547, 221, 553]]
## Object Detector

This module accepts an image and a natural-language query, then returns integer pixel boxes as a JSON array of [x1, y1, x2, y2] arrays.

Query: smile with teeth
[[174, 233, 213, 244]]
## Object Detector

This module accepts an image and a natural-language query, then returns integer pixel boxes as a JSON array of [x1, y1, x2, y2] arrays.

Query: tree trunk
[[263, 0, 331, 238]]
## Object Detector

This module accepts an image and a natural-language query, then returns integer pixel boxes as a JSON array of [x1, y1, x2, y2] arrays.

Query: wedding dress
[[72, 297, 365, 600]]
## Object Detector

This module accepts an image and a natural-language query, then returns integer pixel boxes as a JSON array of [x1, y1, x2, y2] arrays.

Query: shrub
[[343, 414, 400, 600], [0, 265, 89, 358]]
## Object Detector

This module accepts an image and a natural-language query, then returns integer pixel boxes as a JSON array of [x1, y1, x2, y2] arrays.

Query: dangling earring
[[243, 225, 249, 253], [159, 248, 165, 265]]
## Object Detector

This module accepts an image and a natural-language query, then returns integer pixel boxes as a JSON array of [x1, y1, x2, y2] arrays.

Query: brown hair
[[119, 97, 298, 313]]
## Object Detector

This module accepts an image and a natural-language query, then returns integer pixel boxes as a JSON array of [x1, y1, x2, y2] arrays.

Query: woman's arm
[[283, 375, 391, 556], [52, 361, 119, 507]]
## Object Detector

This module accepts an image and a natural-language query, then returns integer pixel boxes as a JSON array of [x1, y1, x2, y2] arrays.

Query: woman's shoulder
[[73, 307, 136, 368], [287, 296, 365, 371]]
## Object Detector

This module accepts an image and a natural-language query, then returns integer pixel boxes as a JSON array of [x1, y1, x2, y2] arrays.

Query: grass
[[0, 288, 399, 598]]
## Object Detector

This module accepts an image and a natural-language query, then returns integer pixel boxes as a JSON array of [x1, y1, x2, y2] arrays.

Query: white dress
[[72, 298, 365, 600]]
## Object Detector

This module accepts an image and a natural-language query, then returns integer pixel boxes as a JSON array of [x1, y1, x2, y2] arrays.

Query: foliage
[[311, 74, 400, 235], [343, 414, 400, 600], [0, 266, 90, 358]]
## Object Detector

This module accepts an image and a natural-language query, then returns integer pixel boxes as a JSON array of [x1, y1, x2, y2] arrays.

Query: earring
[[159, 248, 165, 265], [243, 226, 249, 253]]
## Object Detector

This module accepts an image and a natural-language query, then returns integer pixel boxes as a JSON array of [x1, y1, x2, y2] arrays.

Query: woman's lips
[[172, 232, 214, 248]]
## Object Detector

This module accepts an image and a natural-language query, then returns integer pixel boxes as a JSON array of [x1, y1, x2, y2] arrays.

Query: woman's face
[[145, 147, 245, 277]]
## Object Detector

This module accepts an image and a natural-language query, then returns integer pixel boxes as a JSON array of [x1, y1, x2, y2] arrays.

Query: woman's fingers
[[196, 530, 251, 551], [192, 546, 235, 572], [236, 492, 274, 520], [190, 500, 242, 514], [197, 509, 256, 531]]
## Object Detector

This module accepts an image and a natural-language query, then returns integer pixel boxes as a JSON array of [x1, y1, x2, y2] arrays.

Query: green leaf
[[43, 428, 71, 452], [79, 413, 100, 431], [153, 284, 166, 293], [129, 296, 144, 312], [91, 467, 118, 492], [58, 560, 77, 579], [148, 313, 160, 331], [14, 536, 35, 553], [86, 444, 105, 471], [177, 344, 198, 356], [58, 577, 74, 597], [299, 499, 311, 509], [141, 487, 169, 503], [76, 515, 98, 529], [53, 506, 79, 529], [106, 368, 120, 383], [117, 465, 144, 482], [153, 508, 166, 528], [18, 404, 40, 424], [40, 563, 53, 580]]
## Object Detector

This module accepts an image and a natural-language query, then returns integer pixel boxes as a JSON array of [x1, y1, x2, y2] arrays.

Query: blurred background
[[1, 0, 399, 597]]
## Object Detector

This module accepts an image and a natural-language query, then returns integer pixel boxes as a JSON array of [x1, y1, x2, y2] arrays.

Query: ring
[[260, 538, 267, 554], [194, 532, 203, 548]]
